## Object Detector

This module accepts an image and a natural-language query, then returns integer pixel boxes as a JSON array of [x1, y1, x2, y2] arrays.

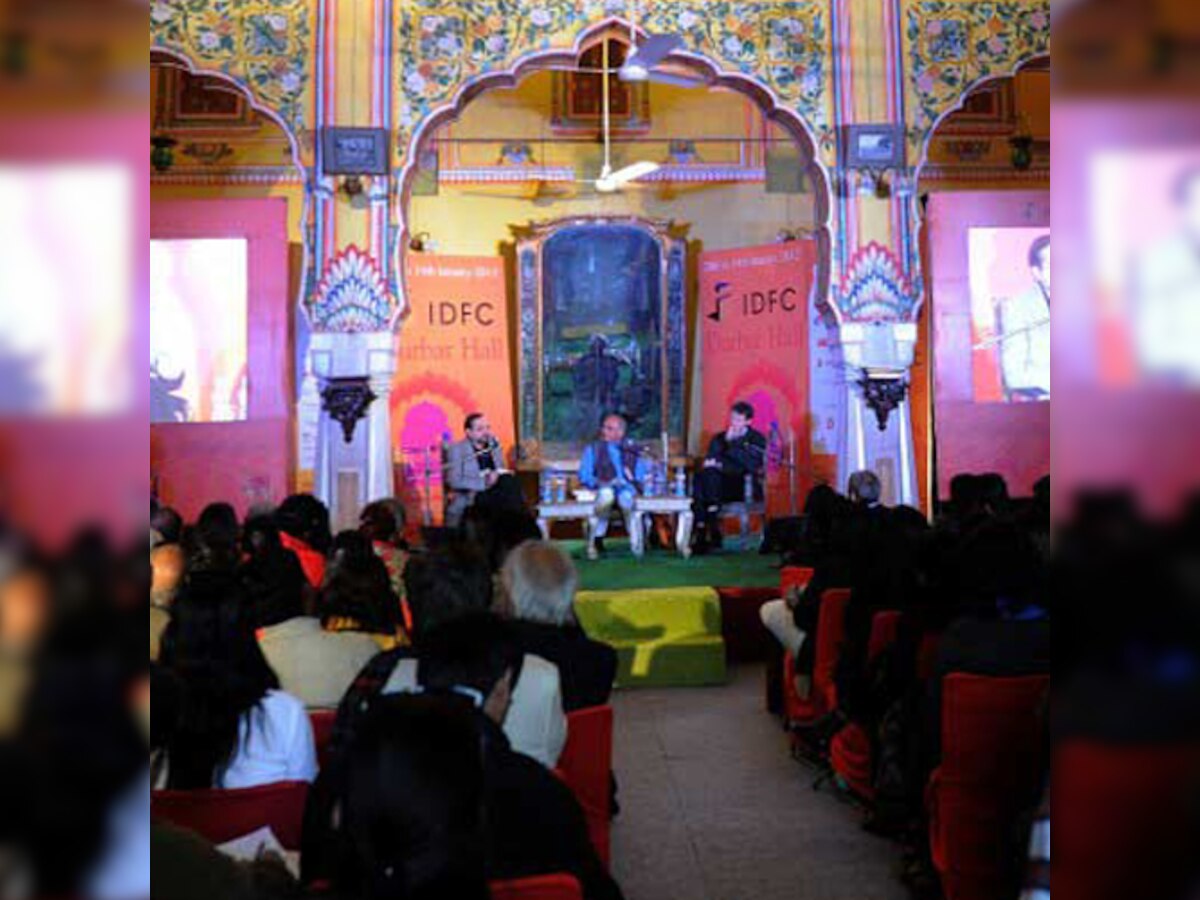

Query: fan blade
[[596, 160, 659, 191], [646, 70, 707, 89], [625, 32, 683, 70]]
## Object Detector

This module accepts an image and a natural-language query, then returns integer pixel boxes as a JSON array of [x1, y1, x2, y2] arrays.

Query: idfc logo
[[708, 282, 798, 322], [427, 301, 495, 327]]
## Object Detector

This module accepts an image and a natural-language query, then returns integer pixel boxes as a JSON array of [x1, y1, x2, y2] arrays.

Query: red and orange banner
[[390, 255, 513, 528], [699, 242, 816, 516]]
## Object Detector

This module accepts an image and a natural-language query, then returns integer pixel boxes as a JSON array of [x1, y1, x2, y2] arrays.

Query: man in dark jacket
[[418, 614, 623, 900], [692, 401, 767, 554]]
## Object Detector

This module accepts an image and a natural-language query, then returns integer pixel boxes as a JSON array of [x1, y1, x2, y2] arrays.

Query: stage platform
[[565, 539, 782, 687]]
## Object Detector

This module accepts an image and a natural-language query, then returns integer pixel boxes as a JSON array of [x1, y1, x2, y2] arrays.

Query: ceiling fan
[[594, 38, 659, 192], [617, 0, 705, 89]]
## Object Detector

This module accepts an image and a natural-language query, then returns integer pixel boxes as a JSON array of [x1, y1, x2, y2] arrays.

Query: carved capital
[[857, 369, 909, 432], [321, 377, 377, 444]]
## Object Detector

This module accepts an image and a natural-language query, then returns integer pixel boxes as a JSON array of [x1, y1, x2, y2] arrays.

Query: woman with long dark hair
[[319, 532, 406, 649], [156, 571, 316, 789], [330, 694, 490, 900]]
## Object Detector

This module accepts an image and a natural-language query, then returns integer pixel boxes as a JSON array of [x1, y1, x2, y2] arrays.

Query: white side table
[[536, 500, 598, 545], [632, 495, 695, 559]]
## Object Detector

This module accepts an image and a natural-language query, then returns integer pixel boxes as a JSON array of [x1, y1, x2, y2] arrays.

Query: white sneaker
[[586, 542, 599, 561]]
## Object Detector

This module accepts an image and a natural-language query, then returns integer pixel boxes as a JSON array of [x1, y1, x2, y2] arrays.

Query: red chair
[[779, 566, 814, 592], [309, 708, 336, 771], [1056, 740, 1200, 900], [553, 705, 614, 866], [490, 873, 583, 900], [767, 568, 816, 715], [782, 588, 851, 728], [926, 673, 1049, 900], [829, 610, 902, 799], [151, 780, 310, 850], [916, 630, 943, 682]]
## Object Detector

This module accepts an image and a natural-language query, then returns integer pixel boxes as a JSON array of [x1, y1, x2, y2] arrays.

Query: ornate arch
[[902, 0, 1050, 161], [393, 14, 835, 317], [150, 0, 313, 140], [907, 49, 1050, 321], [150, 46, 313, 328]]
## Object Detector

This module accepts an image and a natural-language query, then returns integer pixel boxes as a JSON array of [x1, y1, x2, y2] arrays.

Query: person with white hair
[[499, 541, 617, 712]]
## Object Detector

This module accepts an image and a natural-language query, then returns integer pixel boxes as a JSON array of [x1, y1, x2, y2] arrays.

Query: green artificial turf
[[558, 538, 781, 592]]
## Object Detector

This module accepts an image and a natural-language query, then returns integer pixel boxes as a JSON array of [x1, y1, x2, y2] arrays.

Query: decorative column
[[837, 312, 919, 507], [305, 248, 398, 531]]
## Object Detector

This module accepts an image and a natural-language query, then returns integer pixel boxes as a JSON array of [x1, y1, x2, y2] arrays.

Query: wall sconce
[[668, 139, 699, 164], [1009, 134, 1034, 171], [408, 231, 436, 253], [498, 142, 534, 166], [341, 174, 367, 197], [1009, 113, 1034, 171], [853, 169, 892, 199], [151, 135, 178, 173], [857, 368, 909, 431], [181, 141, 234, 166]]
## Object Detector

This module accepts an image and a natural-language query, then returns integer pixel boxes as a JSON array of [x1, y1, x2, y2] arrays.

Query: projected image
[[1092, 153, 1200, 388], [969, 228, 1050, 403], [150, 239, 248, 423], [0, 165, 131, 416]]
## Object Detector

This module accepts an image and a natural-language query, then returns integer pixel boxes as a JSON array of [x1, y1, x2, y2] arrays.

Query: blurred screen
[[0, 164, 132, 417], [149, 238, 248, 423], [969, 227, 1051, 403], [1091, 151, 1200, 389]]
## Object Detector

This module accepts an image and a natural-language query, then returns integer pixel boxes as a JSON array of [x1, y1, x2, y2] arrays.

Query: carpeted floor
[[609, 663, 905, 900], [560, 539, 781, 591]]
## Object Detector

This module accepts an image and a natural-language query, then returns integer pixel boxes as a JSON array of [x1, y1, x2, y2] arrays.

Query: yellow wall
[[412, 70, 818, 255]]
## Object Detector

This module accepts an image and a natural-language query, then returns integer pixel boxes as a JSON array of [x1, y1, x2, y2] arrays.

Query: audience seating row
[[152, 703, 614, 887], [768, 566, 1051, 900]]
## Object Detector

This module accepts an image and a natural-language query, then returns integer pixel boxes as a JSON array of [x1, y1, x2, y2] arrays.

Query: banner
[[699, 242, 816, 516], [390, 255, 513, 529]]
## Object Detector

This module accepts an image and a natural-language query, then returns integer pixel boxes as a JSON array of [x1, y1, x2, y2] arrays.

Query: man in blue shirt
[[579, 414, 650, 559]]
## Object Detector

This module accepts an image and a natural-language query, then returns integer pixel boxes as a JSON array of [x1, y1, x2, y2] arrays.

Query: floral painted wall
[[904, 0, 1050, 162], [395, 0, 833, 162], [151, 0, 1051, 502]]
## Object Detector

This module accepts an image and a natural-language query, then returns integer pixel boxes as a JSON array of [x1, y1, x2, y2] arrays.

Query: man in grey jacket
[[445, 412, 508, 527]]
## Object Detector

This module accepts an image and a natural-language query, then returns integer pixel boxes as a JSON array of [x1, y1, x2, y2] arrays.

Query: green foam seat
[[574, 586, 727, 688]]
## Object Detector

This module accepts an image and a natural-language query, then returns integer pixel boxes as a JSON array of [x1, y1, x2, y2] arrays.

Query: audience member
[[14, 597, 148, 898], [390, 543, 567, 767], [275, 494, 332, 589], [149, 543, 185, 662], [184, 502, 242, 575], [499, 540, 617, 711], [150, 505, 184, 548], [329, 693, 490, 900], [156, 572, 317, 789], [0, 549, 50, 734], [358, 499, 410, 610], [416, 615, 622, 900], [320, 531, 406, 650], [250, 528, 380, 709], [770, 471, 890, 696], [832, 505, 931, 731]]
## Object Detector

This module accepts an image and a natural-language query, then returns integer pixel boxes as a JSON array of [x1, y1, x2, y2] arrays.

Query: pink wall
[[1051, 102, 1200, 518], [0, 112, 149, 549], [927, 191, 1051, 498], [150, 198, 293, 521]]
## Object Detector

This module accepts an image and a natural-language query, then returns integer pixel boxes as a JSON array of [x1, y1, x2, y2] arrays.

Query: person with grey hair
[[499, 541, 617, 712], [847, 469, 883, 507]]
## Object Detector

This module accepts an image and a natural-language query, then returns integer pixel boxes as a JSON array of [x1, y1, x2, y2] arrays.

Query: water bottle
[[674, 465, 687, 497], [555, 474, 567, 504], [540, 471, 553, 505]]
